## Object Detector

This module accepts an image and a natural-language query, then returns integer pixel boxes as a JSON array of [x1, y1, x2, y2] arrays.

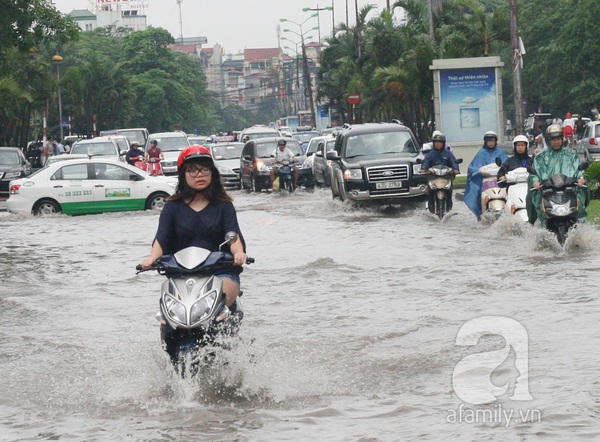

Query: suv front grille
[[367, 164, 409, 182]]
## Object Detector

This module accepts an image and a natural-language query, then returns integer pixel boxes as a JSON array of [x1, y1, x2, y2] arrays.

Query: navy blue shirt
[[154, 199, 246, 275], [421, 148, 460, 171]]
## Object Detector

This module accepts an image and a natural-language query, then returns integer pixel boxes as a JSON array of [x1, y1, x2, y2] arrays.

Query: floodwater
[[2, 189, 600, 441]]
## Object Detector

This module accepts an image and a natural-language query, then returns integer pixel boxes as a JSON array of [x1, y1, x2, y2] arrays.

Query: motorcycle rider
[[420, 131, 460, 212], [125, 141, 145, 166], [528, 124, 590, 226], [421, 130, 455, 154], [464, 131, 508, 221], [497, 134, 533, 187], [270, 138, 299, 188], [140, 145, 247, 308]]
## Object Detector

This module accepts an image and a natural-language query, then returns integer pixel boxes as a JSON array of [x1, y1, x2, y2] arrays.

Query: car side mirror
[[244, 155, 252, 160], [129, 174, 141, 181], [315, 151, 323, 157], [326, 151, 340, 161], [495, 157, 502, 166]]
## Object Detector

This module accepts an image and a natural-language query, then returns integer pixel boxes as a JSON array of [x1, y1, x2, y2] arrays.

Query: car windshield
[[114, 138, 128, 152], [118, 130, 147, 146], [0, 151, 20, 165], [211, 144, 243, 160], [256, 141, 302, 158], [344, 131, 418, 158], [152, 137, 189, 152], [292, 132, 318, 143], [245, 132, 278, 140], [71, 142, 116, 156]]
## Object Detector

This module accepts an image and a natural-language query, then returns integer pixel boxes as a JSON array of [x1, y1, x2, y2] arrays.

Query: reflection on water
[[1, 190, 600, 439]]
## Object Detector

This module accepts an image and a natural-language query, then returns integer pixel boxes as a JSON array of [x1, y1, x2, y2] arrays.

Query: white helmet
[[512, 134, 529, 152]]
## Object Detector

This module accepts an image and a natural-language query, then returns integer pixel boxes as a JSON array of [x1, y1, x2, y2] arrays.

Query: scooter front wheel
[[435, 197, 445, 220]]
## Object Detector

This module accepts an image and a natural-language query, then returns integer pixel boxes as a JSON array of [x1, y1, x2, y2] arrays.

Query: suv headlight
[[218, 166, 233, 174], [412, 164, 422, 174], [344, 169, 362, 180], [256, 160, 269, 172]]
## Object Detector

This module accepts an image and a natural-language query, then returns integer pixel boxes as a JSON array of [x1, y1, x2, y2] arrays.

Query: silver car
[[210, 142, 244, 189], [577, 121, 600, 162]]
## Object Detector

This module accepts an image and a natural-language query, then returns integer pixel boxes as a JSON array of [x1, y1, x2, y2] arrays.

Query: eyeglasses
[[186, 166, 212, 177]]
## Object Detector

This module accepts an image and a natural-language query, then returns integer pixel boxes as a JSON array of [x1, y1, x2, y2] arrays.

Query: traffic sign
[[347, 93, 361, 105]]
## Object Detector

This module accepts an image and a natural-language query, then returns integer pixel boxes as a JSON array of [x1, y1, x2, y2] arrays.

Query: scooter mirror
[[526, 166, 537, 175], [219, 231, 238, 250], [495, 157, 502, 166], [579, 162, 590, 171], [457, 158, 463, 164]]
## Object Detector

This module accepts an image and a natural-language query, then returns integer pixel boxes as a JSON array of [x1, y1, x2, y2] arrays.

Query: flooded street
[[2, 188, 600, 440]]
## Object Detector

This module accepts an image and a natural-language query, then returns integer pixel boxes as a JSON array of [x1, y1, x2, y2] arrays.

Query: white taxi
[[7, 157, 178, 216]]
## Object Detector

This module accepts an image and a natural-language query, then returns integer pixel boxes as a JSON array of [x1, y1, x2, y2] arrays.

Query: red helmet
[[177, 145, 212, 168]]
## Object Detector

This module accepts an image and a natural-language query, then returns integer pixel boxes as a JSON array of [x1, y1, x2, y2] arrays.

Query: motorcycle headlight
[[218, 166, 233, 174], [344, 168, 362, 180], [164, 294, 187, 324], [412, 164, 421, 174], [549, 203, 574, 217], [190, 291, 218, 324]]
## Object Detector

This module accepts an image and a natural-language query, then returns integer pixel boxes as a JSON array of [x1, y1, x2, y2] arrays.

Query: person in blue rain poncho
[[464, 131, 508, 221]]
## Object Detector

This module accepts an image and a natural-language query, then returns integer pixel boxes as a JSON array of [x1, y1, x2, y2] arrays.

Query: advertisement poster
[[439, 67, 498, 143]]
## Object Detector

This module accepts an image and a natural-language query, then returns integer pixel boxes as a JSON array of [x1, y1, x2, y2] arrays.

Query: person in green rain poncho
[[527, 124, 590, 226]]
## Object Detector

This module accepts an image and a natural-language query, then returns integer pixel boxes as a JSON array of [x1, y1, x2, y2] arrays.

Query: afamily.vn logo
[[451, 316, 533, 405]]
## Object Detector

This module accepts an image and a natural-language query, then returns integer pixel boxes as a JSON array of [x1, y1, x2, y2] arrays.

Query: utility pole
[[427, 0, 434, 40], [510, 0, 524, 136], [176, 0, 184, 44]]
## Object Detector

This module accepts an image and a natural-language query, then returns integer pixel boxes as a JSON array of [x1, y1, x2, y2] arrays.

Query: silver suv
[[240, 125, 280, 141], [70, 136, 125, 161]]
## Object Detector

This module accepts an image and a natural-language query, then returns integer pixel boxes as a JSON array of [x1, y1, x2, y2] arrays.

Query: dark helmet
[[277, 138, 287, 146], [149, 139, 158, 146], [431, 131, 446, 144], [545, 124, 563, 142], [177, 145, 213, 169]]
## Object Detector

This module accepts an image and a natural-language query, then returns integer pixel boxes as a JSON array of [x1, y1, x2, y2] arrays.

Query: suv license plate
[[376, 181, 403, 189]]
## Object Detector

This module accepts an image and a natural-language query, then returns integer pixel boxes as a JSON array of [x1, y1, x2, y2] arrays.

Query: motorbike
[[276, 159, 295, 193], [129, 155, 148, 172], [479, 162, 507, 218], [420, 158, 463, 220], [136, 232, 254, 377], [146, 157, 163, 176], [502, 167, 530, 221], [528, 163, 589, 246]]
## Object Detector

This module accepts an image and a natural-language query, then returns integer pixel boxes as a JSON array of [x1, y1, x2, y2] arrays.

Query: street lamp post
[[279, 16, 318, 126], [52, 54, 64, 142], [302, 5, 333, 43]]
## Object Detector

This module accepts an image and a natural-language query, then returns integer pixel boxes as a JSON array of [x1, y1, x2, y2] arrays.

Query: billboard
[[439, 67, 498, 143]]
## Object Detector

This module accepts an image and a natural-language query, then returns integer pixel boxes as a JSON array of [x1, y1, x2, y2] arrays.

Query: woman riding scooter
[[497, 135, 533, 186]]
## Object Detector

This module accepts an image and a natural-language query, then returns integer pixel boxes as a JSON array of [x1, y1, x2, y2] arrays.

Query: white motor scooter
[[479, 163, 507, 217], [503, 167, 529, 221]]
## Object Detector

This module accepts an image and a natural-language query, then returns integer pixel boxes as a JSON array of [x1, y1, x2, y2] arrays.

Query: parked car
[[278, 126, 294, 137], [240, 137, 313, 192], [116, 128, 149, 150], [239, 125, 280, 142], [577, 121, 600, 162], [148, 131, 191, 175], [6, 157, 177, 216], [0, 147, 32, 192], [69, 136, 125, 162], [292, 130, 320, 152], [209, 142, 244, 189], [326, 123, 427, 203], [311, 136, 337, 187]]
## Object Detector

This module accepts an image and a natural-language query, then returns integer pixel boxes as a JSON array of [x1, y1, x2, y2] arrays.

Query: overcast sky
[[52, 0, 394, 54]]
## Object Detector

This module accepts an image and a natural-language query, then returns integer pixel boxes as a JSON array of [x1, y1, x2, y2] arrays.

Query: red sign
[[347, 93, 361, 105]]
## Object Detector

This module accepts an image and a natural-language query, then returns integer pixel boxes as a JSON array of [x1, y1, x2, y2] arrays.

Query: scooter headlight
[[443, 181, 452, 190], [548, 202, 574, 217], [190, 291, 218, 325], [164, 295, 187, 324]]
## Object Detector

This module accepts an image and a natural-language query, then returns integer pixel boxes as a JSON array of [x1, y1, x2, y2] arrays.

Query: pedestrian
[[42, 136, 54, 166], [55, 138, 65, 155]]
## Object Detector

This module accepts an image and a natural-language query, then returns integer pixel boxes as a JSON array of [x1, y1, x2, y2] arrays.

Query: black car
[[240, 137, 313, 192], [326, 123, 427, 203], [0, 147, 33, 192]]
